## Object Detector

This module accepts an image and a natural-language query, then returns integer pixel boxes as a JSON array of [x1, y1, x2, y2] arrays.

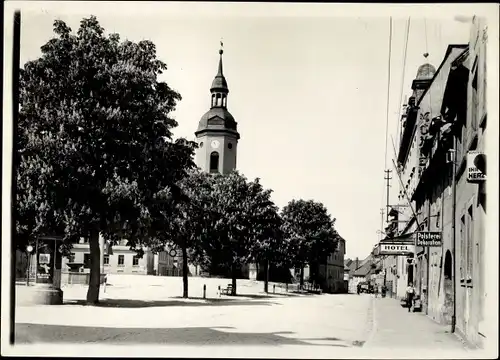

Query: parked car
[[357, 282, 373, 294]]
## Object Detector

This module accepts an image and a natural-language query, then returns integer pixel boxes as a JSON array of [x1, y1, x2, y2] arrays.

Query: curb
[[363, 295, 377, 347]]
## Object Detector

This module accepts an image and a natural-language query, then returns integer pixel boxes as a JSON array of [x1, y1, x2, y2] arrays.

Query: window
[[118, 255, 125, 267], [103, 255, 109, 265], [444, 250, 452, 280], [460, 215, 466, 282], [466, 206, 474, 283], [68, 253, 75, 263], [482, 41, 487, 115], [471, 58, 479, 131], [133, 256, 140, 266], [83, 254, 91, 268], [209, 152, 219, 173]]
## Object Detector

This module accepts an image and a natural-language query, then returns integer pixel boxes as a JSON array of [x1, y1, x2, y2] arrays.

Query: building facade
[[62, 238, 157, 276], [390, 18, 488, 349], [411, 44, 469, 325], [452, 17, 487, 348], [319, 237, 347, 293], [392, 61, 438, 300]]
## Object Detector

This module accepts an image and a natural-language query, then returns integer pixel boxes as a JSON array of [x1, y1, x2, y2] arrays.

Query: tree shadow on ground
[[15, 324, 348, 347], [63, 298, 280, 308], [225, 293, 307, 299]]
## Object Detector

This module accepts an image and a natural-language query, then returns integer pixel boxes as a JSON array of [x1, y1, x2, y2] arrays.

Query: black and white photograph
[[2, 2, 498, 358]]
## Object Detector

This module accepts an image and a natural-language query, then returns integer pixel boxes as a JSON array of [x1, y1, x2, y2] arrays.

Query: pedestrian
[[103, 273, 108, 293], [357, 284, 361, 295], [405, 282, 416, 312]]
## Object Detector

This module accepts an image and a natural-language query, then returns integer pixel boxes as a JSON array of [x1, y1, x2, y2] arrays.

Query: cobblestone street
[[15, 279, 373, 348], [12, 277, 477, 357]]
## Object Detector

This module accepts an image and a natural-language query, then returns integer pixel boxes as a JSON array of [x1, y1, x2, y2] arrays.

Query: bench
[[220, 284, 233, 296]]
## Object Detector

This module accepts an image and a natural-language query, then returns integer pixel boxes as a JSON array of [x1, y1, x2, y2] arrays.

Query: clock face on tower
[[211, 140, 220, 149]]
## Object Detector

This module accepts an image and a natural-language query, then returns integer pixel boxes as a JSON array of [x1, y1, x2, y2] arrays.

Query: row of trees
[[15, 16, 340, 304], [169, 171, 340, 298]]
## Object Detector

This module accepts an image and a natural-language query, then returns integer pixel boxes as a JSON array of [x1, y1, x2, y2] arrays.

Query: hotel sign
[[416, 232, 442, 247], [378, 243, 415, 256]]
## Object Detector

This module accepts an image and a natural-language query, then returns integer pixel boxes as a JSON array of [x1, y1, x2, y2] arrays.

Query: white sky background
[[9, 2, 490, 260]]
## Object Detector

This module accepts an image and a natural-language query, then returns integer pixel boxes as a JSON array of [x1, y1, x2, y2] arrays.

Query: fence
[[61, 272, 107, 285]]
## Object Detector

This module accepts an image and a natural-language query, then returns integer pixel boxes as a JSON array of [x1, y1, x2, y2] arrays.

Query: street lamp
[[26, 245, 34, 286]]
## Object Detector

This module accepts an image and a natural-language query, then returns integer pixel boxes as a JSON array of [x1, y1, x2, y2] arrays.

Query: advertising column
[[33, 236, 64, 304]]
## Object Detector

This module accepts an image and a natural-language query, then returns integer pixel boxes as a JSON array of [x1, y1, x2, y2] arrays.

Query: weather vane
[[219, 38, 224, 55], [423, 52, 429, 58]]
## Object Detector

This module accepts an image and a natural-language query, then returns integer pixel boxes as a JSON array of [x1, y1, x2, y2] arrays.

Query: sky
[[10, 2, 476, 260]]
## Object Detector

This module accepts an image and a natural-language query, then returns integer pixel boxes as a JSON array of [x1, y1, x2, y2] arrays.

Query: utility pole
[[384, 169, 393, 222]]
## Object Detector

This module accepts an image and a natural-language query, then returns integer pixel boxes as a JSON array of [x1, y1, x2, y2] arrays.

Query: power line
[[395, 17, 411, 150], [381, 17, 393, 216], [383, 17, 393, 171]]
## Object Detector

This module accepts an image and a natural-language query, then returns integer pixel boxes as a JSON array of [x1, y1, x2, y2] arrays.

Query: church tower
[[195, 46, 240, 174]]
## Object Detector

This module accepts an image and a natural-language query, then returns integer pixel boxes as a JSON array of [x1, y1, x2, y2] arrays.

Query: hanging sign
[[378, 243, 415, 256], [467, 151, 486, 183], [416, 232, 442, 247]]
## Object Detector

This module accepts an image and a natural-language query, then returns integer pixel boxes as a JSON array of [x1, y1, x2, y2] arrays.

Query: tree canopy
[[281, 199, 339, 284], [16, 16, 196, 303], [190, 171, 283, 294]]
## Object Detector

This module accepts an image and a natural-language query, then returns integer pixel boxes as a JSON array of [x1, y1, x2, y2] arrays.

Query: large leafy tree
[[17, 16, 196, 304], [281, 199, 339, 287], [165, 170, 214, 298], [246, 192, 284, 293], [194, 172, 280, 295]]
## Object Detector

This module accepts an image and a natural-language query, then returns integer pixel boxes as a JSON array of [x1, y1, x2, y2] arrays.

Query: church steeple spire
[[217, 46, 224, 76], [210, 43, 229, 108]]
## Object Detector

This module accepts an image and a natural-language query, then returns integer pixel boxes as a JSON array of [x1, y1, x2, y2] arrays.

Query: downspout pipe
[[451, 136, 457, 333]]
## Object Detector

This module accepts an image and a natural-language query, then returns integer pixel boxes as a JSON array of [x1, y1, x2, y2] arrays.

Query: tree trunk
[[231, 263, 237, 296], [182, 243, 189, 298], [300, 266, 305, 287], [264, 259, 269, 293], [86, 229, 102, 304]]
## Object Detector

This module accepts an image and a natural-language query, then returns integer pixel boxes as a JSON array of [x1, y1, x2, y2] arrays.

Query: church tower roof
[[196, 45, 239, 138], [211, 49, 229, 92]]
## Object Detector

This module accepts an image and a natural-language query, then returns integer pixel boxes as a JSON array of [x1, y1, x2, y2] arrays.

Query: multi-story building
[[451, 16, 487, 348], [393, 18, 488, 349], [393, 61, 438, 299], [410, 44, 469, 323], [62, 238, 158, 276], [318, 237, 347, 293]]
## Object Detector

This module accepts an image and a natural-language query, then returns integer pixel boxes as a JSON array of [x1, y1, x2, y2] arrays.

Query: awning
[[380, 232, 415, 243]]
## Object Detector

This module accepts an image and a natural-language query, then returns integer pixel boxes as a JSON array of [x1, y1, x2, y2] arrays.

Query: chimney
[[355, 257, 359, 270]]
